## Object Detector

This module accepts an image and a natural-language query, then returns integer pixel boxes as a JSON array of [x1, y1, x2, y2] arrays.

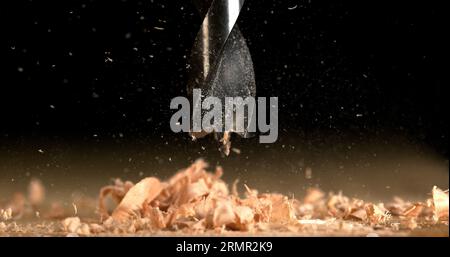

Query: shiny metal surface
[[188, 0, 256, 139]]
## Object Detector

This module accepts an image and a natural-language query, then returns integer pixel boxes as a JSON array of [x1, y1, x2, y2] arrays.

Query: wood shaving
[[89, 160, 447, 235], [62, 217, 81, 233], [0, 160, 448, 236], [220, 132, 231, 156], [431, 186, 449, 222], [365, 203, 390, 225], [110, 177, 163, 222], [1, 208, 12, 221], [28, 178, 45, 207]]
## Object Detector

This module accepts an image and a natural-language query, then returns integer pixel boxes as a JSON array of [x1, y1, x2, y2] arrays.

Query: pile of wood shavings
[[0, 159, 448, 236]]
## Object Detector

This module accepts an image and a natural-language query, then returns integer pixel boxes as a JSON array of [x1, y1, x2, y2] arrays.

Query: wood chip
[[111, 177, 163, 222], [432, 186, 449, 222]]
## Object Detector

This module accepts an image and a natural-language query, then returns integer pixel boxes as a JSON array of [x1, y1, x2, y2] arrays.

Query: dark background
[[0, 0, 447, 199]]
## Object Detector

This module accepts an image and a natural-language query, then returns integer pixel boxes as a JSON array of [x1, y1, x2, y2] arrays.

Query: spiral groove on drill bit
[[187, 0, 256, 139]]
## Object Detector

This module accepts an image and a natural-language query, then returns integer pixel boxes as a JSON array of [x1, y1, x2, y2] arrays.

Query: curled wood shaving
[[111, 178, 163, 222], [91, 160, 448, 234], [0, 160, 447, 236], [365, 203, 390, 225], [98, 178, 134, 220], [327, 192, 351, 218], [432, 186, 449, 222]]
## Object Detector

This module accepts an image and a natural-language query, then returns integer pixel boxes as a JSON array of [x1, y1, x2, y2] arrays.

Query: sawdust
[[0, 159, 448, 236]]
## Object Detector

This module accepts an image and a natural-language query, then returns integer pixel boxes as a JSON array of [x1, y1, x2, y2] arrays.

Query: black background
[[0, 0, 447, 157], [0, 237, 447, 256]]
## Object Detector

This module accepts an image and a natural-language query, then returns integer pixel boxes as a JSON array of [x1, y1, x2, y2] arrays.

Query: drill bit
[[187, 0, 256, 154]]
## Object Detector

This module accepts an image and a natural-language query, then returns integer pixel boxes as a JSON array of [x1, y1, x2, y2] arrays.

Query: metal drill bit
[[187, 0, 256, 152]]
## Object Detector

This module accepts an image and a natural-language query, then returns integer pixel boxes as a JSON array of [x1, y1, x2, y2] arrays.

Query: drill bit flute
[[187, 0, 256, 154]]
